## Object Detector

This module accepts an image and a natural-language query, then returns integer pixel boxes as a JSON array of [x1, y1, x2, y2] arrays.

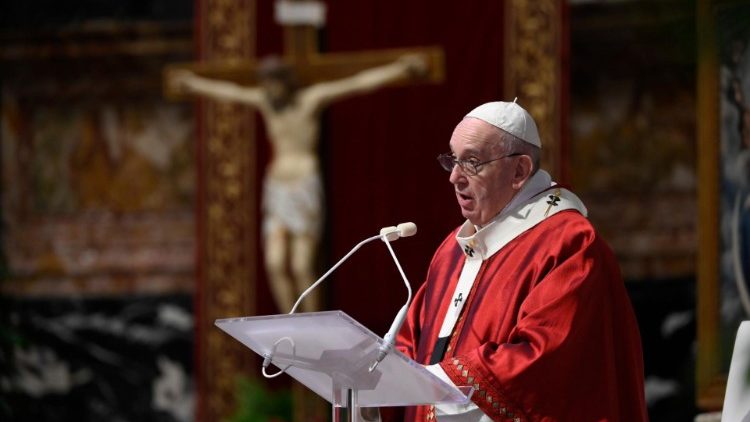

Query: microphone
[[264, 222, 418, 379], [379, 222, 418, 241], [280, 223, 417, 377], [288, 222, 417, 314]]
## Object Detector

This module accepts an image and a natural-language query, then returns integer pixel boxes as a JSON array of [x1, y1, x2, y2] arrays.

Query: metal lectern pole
[[332, 388, 361, 422]]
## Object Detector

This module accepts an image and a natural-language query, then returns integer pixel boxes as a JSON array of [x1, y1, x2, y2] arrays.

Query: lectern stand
[[215, 311, 472, 421]]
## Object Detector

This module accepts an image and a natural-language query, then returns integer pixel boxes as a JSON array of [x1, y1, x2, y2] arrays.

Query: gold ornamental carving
[[505, 0, 565, 180], [198, 1, 257, 421]]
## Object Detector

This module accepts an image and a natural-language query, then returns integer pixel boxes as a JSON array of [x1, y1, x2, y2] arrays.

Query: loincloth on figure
[[262, 174, 324, 239]]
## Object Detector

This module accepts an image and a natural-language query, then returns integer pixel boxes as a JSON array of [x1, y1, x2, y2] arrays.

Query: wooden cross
[[163, 0, 444, 99]]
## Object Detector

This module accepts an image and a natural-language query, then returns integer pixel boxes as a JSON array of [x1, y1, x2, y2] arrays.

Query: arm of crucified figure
[[301, 53, 428, 113], [168, 68, 266, 108]]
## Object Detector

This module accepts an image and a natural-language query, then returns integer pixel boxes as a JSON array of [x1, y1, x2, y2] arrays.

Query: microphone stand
[[264, 225, 414, 377], [369, 237, 413, 372]]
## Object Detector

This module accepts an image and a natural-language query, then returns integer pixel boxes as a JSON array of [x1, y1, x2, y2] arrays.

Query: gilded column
[[196, 0, 257, 421], [504, 0, 567, 181]]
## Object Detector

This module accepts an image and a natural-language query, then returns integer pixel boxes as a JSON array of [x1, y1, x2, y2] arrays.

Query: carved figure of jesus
[[170, 54, 426, 312]]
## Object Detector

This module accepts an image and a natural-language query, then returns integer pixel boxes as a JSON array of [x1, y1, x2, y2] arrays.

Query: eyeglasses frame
[[436, 152, 525, 176]]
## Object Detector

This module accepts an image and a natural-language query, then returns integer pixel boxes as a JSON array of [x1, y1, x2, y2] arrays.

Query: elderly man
[[395, 101, 648, 421]]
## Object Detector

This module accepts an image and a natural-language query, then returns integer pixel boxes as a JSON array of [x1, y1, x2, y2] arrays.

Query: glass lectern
[[215, 311, 472, 421]]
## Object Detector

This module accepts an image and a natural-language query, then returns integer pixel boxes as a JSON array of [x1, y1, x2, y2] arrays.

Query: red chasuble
[[396, 210, 648, 421]]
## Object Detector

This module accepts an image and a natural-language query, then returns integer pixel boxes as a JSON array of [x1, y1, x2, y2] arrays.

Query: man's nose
[[448, 164, 465, 184]]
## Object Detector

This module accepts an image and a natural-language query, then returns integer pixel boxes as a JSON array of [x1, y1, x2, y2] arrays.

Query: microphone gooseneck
[[368, 226, 415, 372], [289, 222, 417, 314]]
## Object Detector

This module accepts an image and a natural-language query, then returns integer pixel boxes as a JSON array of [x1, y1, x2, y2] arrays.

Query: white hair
[[498, 130, 541, 174]]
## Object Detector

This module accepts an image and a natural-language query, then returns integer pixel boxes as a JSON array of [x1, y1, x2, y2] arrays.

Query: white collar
[[455, 170, 588, 260]]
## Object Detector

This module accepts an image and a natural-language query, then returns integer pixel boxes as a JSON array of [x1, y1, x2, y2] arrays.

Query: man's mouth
[[456, 191, 474, 206]]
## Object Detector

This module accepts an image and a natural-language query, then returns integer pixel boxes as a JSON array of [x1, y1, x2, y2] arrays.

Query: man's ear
[[511, 155, 534, 190]]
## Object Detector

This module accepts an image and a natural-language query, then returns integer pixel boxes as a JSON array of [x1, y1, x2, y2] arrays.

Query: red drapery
[[252, 1, 506, 335]]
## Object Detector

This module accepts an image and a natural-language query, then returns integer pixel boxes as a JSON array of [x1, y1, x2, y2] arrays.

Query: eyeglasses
[[437, 152, 524, 176]]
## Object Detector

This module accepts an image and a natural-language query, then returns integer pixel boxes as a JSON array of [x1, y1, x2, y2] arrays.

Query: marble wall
[[1, 295, 194, 422], [0, 11, 197, 421]]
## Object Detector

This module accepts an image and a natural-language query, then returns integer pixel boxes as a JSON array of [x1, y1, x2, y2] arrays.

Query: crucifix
[[164, 0, 445, 317], [164, 1, 444, 97]]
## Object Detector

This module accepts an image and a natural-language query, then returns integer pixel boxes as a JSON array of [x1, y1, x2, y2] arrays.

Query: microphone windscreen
[[380, 226, 400, 242], [397, 222, 417, 238]]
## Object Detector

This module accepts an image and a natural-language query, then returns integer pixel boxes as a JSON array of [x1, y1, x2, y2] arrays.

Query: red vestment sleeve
[[395, 282, 425, 359]]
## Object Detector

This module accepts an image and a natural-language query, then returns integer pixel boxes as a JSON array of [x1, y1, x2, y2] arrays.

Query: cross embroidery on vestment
[[463, 245, 474, 257], [545, 188, 562, 217]]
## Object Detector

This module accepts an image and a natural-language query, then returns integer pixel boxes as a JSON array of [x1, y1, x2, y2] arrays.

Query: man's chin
[[461, 209, 477, 224], [461, 210, 489, 227]]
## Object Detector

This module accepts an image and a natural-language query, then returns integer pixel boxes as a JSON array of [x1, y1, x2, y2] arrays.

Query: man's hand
[[167, 69, 197, 94], [360, 407, 381, 421], [398, 53, 429, 79]]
